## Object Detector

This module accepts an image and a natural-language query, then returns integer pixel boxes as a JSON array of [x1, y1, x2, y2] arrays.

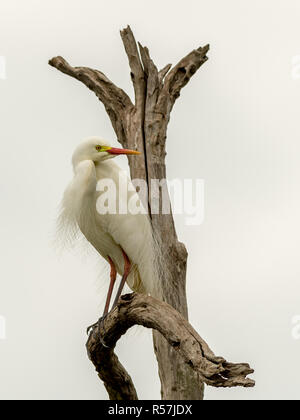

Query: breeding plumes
[[58, 137, 161, 332]]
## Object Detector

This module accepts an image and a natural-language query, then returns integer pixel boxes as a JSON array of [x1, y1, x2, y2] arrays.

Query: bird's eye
[[95, 145, 102, 151]]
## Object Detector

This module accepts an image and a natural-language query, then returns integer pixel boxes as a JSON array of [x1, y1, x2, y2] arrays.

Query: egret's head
[[72, 137, 140, 168]]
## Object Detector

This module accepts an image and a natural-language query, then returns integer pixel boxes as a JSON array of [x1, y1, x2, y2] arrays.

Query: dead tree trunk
[[49, 26, 254, 400]]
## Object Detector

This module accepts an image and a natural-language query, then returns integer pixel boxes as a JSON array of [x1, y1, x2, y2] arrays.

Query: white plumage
[[58, 137, 160, 312]]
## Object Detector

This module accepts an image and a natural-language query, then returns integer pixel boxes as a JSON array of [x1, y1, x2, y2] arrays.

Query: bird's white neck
[[94, 159, 127, 185]]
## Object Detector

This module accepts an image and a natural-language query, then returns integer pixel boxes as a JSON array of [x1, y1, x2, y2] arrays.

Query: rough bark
[[86, 293, 254, 400], [49, 26, 254, 400]]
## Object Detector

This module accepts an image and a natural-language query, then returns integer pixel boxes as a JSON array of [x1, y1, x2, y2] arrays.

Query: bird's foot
[[97, 314, 110, 348], [86, 321, 98, 336], [86, 315, 110, 347]]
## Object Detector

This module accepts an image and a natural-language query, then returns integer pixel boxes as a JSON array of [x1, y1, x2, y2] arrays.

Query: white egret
[[59, 137, 161, 335]]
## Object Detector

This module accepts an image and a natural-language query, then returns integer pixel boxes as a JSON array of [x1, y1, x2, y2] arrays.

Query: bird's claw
[[98, 314, 110, 348], [86, 315, 110, 348], [86, 322, 97, 336]]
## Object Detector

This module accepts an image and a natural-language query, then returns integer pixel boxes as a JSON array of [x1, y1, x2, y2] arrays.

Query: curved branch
[[48, 56, 133, 147], [86, 332, 138, 400], [156, 44, 209, 115], [86, 293, 255, 400], [163, 45, 209, 99], [48, 56, 133, 112]]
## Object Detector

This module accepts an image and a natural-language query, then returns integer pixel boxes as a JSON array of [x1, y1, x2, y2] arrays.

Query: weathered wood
[[49, 25, 254, 400], [86, 293, 254, 400]]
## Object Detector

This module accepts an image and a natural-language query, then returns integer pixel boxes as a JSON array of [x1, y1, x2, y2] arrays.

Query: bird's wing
[[94, 172, 157, 295]]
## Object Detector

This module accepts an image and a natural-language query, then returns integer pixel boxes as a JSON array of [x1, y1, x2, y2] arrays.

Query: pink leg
[[111, 248, 131, 309], [96, 251, 130, 347], [103, 256, 117, 317]]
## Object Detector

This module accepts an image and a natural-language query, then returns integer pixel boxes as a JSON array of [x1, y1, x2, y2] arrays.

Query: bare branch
[[158, 63, 172, 86], [138, 44, 159, 117], [120, 26, 146, 109], [157, 44, 209, 113], [48, 56, 133, 147], [86, 293, 255, 399], [49, 56, 133, 112], [119, 26, 148, 180], [86, 332, 138, 400]]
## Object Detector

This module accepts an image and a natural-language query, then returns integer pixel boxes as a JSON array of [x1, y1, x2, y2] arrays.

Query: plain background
[[1, 0, 300, 400]]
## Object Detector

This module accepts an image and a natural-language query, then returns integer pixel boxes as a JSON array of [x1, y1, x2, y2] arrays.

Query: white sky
[[1, 0, 300, 400]]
